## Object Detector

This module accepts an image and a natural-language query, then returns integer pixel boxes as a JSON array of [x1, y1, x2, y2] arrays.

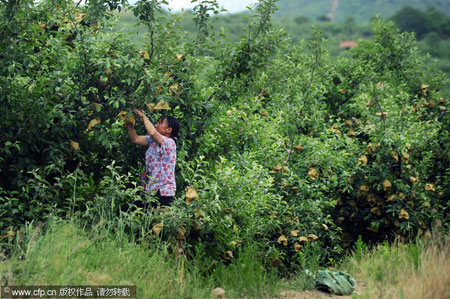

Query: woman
[[126, 109, 179, 208]]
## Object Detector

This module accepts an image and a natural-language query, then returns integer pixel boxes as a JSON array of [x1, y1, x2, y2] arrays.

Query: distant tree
[[294, 15, 310, 25], [390, 5, 428, 39], [317, 15, 331, 22], [423, 6, 450, 38], [343, 16, 356, 35]]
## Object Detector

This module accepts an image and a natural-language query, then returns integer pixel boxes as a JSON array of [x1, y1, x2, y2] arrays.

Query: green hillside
[[275, 0, 450, 23]]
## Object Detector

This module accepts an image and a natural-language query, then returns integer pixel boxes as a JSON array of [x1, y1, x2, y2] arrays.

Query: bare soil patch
[[277, 279, 364, 298]]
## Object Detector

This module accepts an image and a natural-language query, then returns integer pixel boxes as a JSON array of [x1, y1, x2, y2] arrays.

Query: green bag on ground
[[314, 270, 356, 295]]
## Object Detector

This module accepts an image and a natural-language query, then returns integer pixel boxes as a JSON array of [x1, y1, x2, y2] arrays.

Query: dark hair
[[158, 115, 180, 139]]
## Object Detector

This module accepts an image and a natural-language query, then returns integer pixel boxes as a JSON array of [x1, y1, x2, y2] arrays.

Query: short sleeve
[[146, 135, 155, 146]]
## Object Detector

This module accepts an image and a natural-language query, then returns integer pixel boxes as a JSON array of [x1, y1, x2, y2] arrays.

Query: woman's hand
[[133, 108, 147, 120]]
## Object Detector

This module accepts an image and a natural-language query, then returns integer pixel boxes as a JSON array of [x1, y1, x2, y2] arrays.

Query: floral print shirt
[[143, 135, 176, 196]]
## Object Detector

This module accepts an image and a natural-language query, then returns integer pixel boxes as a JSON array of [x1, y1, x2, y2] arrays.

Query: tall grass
[[341, 234, 450, 299], [0, 218, 278, 298], [1, 218, 449, 298]]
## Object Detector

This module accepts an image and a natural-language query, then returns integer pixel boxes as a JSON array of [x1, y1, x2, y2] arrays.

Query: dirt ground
[[277, 280, 364, 298], [278, 289, 356, 299]]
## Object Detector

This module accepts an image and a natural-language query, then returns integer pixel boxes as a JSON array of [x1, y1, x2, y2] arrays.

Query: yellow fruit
[[294, 242, 303, 252], [272, 164, 282, 172], [298, 236, 308, 243], [88, 117, 101, 130], [277, 235, 288, 246], [358, 155, 368, 165], [366, 143, 374, 155], [289, 230, 299, 237], [293, 144, 303, 153], [194, 208, 204, 218], [176, 226, 186, 240], [155, 99, 170, 110], [230, 240, 242, 246], [168, 82, 180, 96], [410, 176, 419, 184], [391, 150, 399, 162], [308, 167, 318, 180], [74, 12, 87, 23], [152, 223, 163, 236], [376, 112, 387, 119], [146, 103, 156, 112], [175, 54, 184, 60], [421, 84, 429, 96], [139, 51, 149, 59], [370, 207, 381, 216], [117, 111, 135, 125], [399, 209, 409, 220], [307, 234, 318, 241], [146, 100, 170, 112], [376, 81, 384, 89], [70, 140, 80, 150], [386, 194, 396, 202], [359, 185, 370, 193], [348, 128, 356, 137], [185, 187, 199, 204], [366, 193, 376, 205], [383, 179, 392, 191], [425, 184, 435, 192], [401, 151, 409, 163], [322, 224, 328, 231]]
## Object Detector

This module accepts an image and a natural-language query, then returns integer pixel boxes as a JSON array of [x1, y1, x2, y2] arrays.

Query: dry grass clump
[[344, 233, 450, 299], [394, 235, 450, 299]]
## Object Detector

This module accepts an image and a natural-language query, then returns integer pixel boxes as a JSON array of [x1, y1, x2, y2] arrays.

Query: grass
[[1, 219, 449, 298], [0, 218, 278, 298], [339, 234, 450, 298]]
